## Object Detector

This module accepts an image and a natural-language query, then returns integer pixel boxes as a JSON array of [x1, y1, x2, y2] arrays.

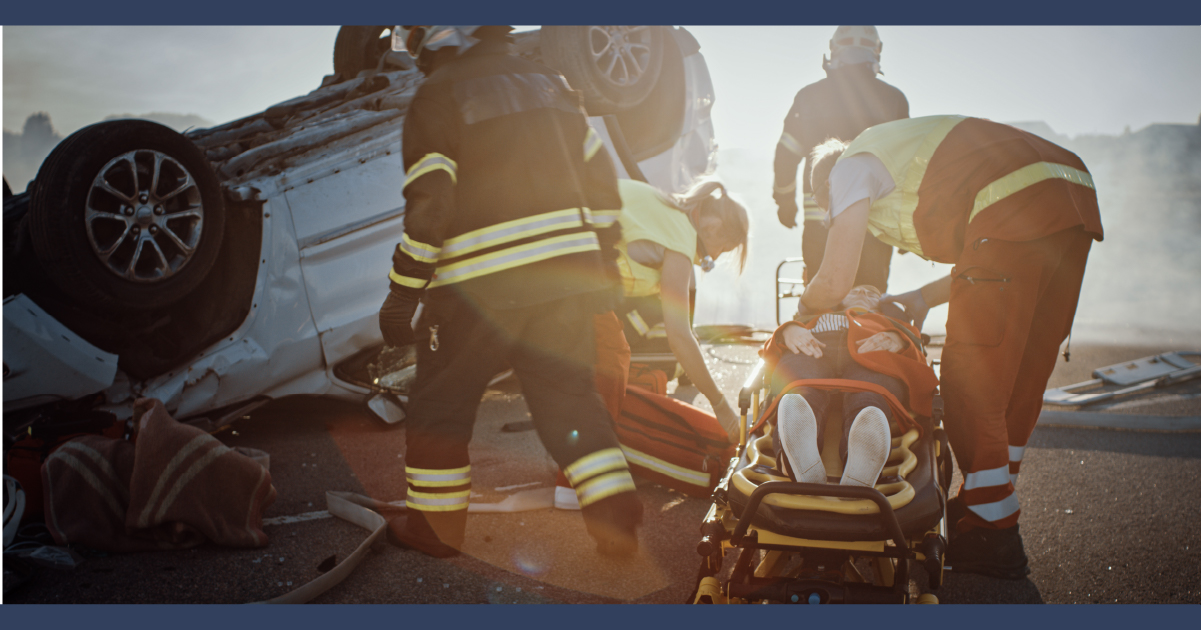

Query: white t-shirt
[[828, 153, 896, 223]]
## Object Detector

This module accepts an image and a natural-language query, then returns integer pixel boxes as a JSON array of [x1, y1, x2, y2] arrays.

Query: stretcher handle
[[737, 359, 767, 414], [731, 482, 910, 554]]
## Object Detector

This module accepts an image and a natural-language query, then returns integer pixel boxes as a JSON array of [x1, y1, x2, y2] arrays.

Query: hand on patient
[[782, 324, 827, 358], [856, 331, 905, 354]]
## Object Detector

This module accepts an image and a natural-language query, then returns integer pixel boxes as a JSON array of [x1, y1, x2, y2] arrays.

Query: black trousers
[[402, 288, 631, 548]]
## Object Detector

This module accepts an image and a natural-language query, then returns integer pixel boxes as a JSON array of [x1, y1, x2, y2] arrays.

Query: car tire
[[333, 26, 393, 80], [541, 25, 666, 115], [27, 119, 226, 313]]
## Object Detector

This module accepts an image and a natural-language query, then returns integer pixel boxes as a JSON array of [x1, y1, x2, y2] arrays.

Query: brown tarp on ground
[[43, 398, 276, 552]]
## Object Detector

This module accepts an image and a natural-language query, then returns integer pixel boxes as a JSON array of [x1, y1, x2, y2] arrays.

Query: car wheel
[[541, 25, 666, 115], [333, 26, 393, 80], [27, 119, 225, 313]]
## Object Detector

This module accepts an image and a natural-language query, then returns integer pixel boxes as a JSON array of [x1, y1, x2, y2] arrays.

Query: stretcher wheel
[[917, 593, 939, 604]]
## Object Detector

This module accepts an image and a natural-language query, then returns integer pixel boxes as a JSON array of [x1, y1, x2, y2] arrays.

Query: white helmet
[[827, 25, 884, 72]]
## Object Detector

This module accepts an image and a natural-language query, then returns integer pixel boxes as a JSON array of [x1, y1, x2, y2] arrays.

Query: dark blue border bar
[[0, 603, 1198, 627], [2, 0, 1199, 25]]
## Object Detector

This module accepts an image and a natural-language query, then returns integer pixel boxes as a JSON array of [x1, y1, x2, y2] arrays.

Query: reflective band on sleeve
[[563, 447, 629, 486], [962, 464, 1011, 491], [625, 310, 651, 337], [802, 195, 819, 208], [441, 208, 586, 258], [778, 132, 803, 156], [584, 127, 604, 161], [429, 232, 599, 287], [389, 269, 429, 289], [399, 234, 441, 263], [405, 489, 471, 512], [590, 208, 621, 227], [969, 162, 1095, 224], [404, 153, 458, 189], [773, 180, 797, 195], [966, 493, 1020, 523], [1008, 445, 1026, 463], [575, 471, 637, 507], [621, 445, 708, 488]]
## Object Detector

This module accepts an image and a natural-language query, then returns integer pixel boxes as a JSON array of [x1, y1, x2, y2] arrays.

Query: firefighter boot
[[947, 523, 1031, 580], [580, 491, 643, 556]]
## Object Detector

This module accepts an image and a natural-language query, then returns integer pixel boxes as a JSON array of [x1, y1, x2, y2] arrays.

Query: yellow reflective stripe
[[646, 323, 667, 339], [803, 195, 826, 222], [389, 269, 428, 289], [591, 208, 621, 227], [773, 180, 797, 195], [575, 471, 636, 507], [399, 234, 440, 263], [620, 445, 708, 488], [405, 489, 471, 512], [441, 208, 585, 258], [969, 162, 1095, 223], [563, 447, 628, 486], [866, 116, 965, 259], [584, 127, 604, 161], [428, 232, 599, 287], [778, 132, 803, 156], [802, 195, 819, 208], [625, 310, 651, 337], [408, 463, 473, 475], [404, 153, 458, 188]]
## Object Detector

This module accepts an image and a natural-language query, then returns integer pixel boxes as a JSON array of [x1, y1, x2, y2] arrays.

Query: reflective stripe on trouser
[[941, 227, 1092, 531], [563, 447, 636, 507], [402, 289, 629, 544], [802, 196, 825, 222]]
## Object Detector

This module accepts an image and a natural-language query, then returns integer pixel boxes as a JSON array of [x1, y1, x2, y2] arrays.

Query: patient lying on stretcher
[[761, 285, 939, 488]]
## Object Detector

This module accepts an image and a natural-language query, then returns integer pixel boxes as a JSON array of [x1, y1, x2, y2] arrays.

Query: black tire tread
[[27, 119, 225, 313]]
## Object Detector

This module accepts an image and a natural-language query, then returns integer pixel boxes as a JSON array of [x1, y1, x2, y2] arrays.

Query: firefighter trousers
[[940, 226, 1093, 531], [400, 289, 638, 551]]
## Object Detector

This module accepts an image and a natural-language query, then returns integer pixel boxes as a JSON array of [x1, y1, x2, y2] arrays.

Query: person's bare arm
[[660, 250, 739, 440], [799, 198, 870, 312]]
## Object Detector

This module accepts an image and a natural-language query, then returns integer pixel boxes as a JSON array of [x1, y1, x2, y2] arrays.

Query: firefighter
[[378, 25, 641, 557], [773, 25, 908, 291], [800, 115, 1103, 579]]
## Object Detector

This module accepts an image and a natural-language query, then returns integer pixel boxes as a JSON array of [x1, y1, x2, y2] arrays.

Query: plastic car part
[[541, 26, 665, 115], [27, 119, 225, 313]]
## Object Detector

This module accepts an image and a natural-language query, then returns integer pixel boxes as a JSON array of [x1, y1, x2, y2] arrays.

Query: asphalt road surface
[[5, 332, 1199, 605]]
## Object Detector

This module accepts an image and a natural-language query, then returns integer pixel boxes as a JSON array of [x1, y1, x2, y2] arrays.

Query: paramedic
[[766, 285, 938, 487], [378, 25, 641, 557], [800, 116, 1103, 579], [610, 178, 750, 443], [555, 179, 751, 510], [772, 25, 908, 291]]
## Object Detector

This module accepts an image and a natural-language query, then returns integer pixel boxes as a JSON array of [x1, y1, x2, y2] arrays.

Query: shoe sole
[[778, 393, 826, 484], [841, 406, 891, 487], [554, 485, 581, 510]]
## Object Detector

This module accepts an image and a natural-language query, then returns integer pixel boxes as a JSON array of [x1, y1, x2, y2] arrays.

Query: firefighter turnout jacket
[[774, 65, 908, 224], [389, 38, 623, 311]]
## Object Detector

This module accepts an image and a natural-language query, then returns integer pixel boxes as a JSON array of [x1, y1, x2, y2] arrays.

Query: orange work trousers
[[940, 226, 1093, 531]]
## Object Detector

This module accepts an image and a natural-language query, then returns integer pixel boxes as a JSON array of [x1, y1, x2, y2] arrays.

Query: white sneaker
[[777, 393, 826, 484], [841, 406, 891, 487], [554, 470, 581, 510]]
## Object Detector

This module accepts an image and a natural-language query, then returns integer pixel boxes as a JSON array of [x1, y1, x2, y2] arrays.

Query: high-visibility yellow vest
[[838, 115, 1098, 261], [837, 115, 968, 259], [615, 179, 698, 298]]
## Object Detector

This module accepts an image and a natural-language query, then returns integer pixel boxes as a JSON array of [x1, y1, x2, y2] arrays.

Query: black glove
[[776, 196, 799, 229], [379, 291, 418, 347], [881, 289, 930, 332]]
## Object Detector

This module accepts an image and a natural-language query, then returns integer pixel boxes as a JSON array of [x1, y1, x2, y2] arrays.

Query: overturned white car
[[3, 26, 718, 431]]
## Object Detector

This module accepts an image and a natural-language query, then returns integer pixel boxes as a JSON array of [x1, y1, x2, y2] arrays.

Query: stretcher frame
[[1042, 351, 1201, 407], [689, 358, 951, 605]]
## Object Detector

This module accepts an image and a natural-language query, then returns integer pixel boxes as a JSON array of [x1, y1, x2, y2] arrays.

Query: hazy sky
[[4, 26, 1199, 141]]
